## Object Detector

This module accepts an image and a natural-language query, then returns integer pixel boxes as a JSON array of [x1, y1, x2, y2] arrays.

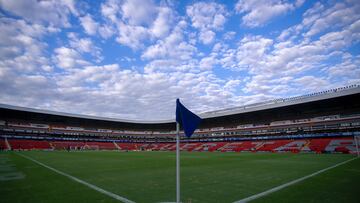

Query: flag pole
[[176, 122, 180, 203], [176, 98, 201, 203]]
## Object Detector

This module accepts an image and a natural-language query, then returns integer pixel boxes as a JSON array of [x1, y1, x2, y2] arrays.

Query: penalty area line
[[17, 153, 135, 203], [233, 156, 358, 203]]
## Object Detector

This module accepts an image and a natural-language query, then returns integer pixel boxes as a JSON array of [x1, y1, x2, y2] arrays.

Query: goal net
[[82, 145, 100, 151]]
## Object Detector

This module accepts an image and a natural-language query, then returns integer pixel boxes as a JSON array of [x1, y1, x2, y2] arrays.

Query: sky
[[0, 0, 359, 121]]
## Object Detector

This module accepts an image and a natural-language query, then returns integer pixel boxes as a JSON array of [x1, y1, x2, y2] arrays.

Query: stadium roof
[[201, 84, 360, 118], [0, 85, 359, 130]]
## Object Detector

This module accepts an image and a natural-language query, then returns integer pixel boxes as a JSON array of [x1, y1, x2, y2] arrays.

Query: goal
[[82, 145, 100, 151]]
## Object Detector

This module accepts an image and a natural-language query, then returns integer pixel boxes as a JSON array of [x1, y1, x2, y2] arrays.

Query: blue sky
[[0, 0, 359, 120]]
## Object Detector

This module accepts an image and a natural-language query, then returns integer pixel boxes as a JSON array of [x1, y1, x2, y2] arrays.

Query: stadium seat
[[8, 139, 51, 150], [2, 137, 358, 154], [0, 138, 8, 150]]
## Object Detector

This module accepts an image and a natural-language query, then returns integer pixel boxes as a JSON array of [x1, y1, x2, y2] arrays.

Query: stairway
[[113, 141, 121, 150], [300, 140, 311, 151], [5, 137, 11, 150], [254, 142, 265, 151]]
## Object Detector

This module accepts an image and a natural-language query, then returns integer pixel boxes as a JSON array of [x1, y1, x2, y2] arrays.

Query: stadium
[[1, 0, 360, 203], [1, 85, 360, 203]]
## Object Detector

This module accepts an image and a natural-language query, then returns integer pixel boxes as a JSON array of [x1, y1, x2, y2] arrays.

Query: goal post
[[83, 145, 100, 151]]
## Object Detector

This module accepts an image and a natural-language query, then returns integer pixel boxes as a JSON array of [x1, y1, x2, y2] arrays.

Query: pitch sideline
[[233, 156, 358, 203], [17, 153, 136, 203]]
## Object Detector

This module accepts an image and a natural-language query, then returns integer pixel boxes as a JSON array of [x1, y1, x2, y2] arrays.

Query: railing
[[202, 84, 360, 115]]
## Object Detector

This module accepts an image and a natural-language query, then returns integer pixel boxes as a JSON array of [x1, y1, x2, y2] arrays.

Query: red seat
[[3, 137, 357, 154], [8, 139, 51, 150]]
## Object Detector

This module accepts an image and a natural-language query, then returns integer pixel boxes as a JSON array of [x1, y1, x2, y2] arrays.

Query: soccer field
[[1, 151, 359, 203]]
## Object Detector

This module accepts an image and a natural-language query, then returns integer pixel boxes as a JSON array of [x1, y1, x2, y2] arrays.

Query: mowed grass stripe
[[24, 151, 178, 203], [17, 153, 135, 203], [1, 152, 120, 203], [233, 157, 358, 203], [251, 156, 360, 203], [3, 151, 357, 203]]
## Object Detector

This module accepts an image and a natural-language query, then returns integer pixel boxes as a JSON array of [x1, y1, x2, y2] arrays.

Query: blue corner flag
[[176, 98, 202, 138]]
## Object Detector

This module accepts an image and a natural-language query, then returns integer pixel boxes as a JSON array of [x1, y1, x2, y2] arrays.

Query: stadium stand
[[256, 140, 290, 152], [2, 137, 357, 154], [90, 142, 117, 150], [48, 141, 117, 150], [50, 141, 86, 150], [117, 143, 139, 151], [0, 85, 360, 154], [0, 138, 8, 151], [8, 139, 51, 150]]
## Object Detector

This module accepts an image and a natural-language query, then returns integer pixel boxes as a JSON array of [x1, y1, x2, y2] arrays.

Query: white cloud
[[236, 35, 273, 72], [223, 31, 236, 40], [199, 56, 217, 70], [278, 1, 360, 42], [186, 2, 228, 44], [77, 5, 116, 39], [293, 76, 330, 92], [0, 18, 57, 106], [80, 14, 99, 35], [187, 2, 227, 31], [295, 0, 305, 7], [212, 1, 360, 97], [101, 0, 119, 22], [45, 62, 242, 120], [235, 0, 299, 27], [0, 0, 78, 27], [0, 72, 55, 106], [142, 21, 196, 61], [0, 10, 242, 120], [0, 18, 54, 73], [243, 74, 273, 94], [303, 2, 360, 37], [101, 0, 176, 49], [327, 54, 360, 82], [68, 33, 103, 62], [53, 47, 90, 69], [234, 17, 360, 78], [68, 33, 91, 53], [121, 0, 156, 26], [115, 22, 150, 49], [98, 24, 116, 39], [224, 79, 241, 92], [150, 6, 174, 38], [199, 30, 216, 45]]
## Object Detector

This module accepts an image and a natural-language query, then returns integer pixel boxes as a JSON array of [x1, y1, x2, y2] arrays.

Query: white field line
[[233, 157, 358, 203], [17, 153, 135, 203]]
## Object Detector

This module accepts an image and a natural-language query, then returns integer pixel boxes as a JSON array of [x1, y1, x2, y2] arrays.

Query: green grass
[[0, 151, 359, 203]]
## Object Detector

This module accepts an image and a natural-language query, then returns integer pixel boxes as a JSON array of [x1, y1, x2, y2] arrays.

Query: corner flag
[[175, 98, 201, 203], [176, 98, 202, 137]]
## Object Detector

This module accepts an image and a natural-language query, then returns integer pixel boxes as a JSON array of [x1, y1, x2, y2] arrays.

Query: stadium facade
[[1, 85, 360, 154]]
